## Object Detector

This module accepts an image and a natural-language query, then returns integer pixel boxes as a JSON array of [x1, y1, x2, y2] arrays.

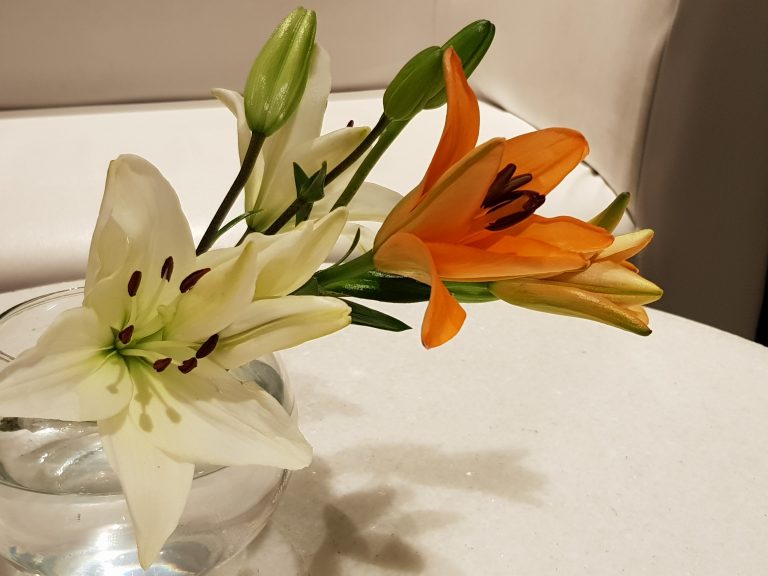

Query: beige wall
[[0, 0, 437, 109]]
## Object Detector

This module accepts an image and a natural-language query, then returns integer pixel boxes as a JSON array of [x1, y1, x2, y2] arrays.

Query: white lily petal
[[261, 45, 331, 189], [99, 409, 194, 570], [345, 182, 404, 222], [84, 155, 196, 313], [249, 209, 348, 297], [194, 243, 241, 271], [78, 355, 133, 420], [211, 88, 266, 214], [213, 296, 350, 368], [254, 127, 368, 231], [128, 362, 311, 469], [0, 307, 114, 420], [211, 88, 251, 160], [167, 241, 260, 342]]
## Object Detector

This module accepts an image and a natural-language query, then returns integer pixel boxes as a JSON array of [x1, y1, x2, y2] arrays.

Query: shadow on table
[[275, 444, 545, 575]]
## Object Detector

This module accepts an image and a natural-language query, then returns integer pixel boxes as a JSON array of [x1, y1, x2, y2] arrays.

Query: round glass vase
[[0, 288, 294, 576]]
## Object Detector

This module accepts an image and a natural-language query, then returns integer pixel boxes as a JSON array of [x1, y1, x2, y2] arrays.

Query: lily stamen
[[117, 325, 135, 345], [179, 357, 198, 374], [179, 268, 211, 293], [195, 334, 219, 359], [485, 191, 545, 231], [153, 358, 173, 372], [161, 256, 174, 282], [128, 271, 142, 297]]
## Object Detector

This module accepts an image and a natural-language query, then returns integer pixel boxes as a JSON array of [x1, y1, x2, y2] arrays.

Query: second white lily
[[214, 45, 401, 253]]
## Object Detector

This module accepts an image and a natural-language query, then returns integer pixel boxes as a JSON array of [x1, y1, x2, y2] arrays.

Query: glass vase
[[0, 288, 293, 576]]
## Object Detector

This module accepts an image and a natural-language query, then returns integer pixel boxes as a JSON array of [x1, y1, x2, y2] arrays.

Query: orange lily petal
[[375, 48, 482, 248], [509, 215, 613, 253], [471, 215, 612, 255], [422, 48, 481, 193], [374, 233, 466, 348], [500, 128, 589, 196], [396, 139, 504, 243], [426, 239, 588, 281]]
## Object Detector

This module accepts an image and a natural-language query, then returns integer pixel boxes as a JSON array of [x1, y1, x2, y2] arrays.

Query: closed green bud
[[383, 46, 443, 121], [243, 7, 317, 135], [424, 20, 496, 109], [382, 19, 495, 121], [589, 192, 631, 232]]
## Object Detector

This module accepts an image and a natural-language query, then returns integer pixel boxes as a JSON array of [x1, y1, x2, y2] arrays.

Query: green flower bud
[[243, 7, 317, 135], [383, 46, 443, 121], [382, 19, 495, 121], [589, 192, 631, 232], [424, 20, 496, 109]]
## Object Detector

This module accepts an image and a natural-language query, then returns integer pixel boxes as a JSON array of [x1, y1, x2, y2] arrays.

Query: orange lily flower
[[373, 48, 614, 348]]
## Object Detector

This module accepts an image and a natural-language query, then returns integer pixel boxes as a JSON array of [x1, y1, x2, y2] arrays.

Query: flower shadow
[[274, 442, 545, 575]]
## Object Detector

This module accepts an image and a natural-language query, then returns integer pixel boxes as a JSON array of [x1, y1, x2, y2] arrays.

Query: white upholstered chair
[[1, 0, 766, 342]]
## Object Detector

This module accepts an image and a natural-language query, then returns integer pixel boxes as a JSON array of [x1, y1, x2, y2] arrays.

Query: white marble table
[[1, 281, 767, 575], [1, 96, 767, 574]]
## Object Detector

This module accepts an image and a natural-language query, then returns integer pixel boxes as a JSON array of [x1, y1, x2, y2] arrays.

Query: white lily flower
[[0, 155, 351, 568], [213, 45, 401, 254]]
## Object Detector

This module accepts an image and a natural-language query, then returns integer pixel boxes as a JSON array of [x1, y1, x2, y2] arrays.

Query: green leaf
[[327, 227, 362, 269], [292, 277, 320, 296], [322, 270, 431, 302], [342, 299, 411, 332], [445, 281, 498, 303], [214, 209, 261, 243]]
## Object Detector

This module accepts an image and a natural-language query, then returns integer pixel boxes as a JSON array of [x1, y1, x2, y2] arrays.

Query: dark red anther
[[346, 120, 354, 127], [153, 358, 173, 372], [127, 271, 142, 297], [161, 256, 174, 281], [195, 334, 219, 359], [483, 164, 535, 210], [485, 191, 545, 231], [506, 173, 533, 191], [117, 325, 134, 345], [179, 268, 211, 293], [178, 357, 198, 374], [483, 163, 517, 208]]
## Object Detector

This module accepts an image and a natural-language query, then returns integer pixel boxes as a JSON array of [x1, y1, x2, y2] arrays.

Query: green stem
[[260, 115, 391, 236], [332, 119, 409, 210], [196, 132, 266, 255], [325, 114, 390, 185], [263, 198, 304, 235]]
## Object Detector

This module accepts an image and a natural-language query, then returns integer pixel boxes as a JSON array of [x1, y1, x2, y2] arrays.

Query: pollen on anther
[[127, 271, 142, 297], [179, 357, 198, 374], [153, 358, 172, 372], [161, 256, 175, 281], [179, 268, 211, 293], [117, 325, 134, 344], [196, 334, 219, 359]]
